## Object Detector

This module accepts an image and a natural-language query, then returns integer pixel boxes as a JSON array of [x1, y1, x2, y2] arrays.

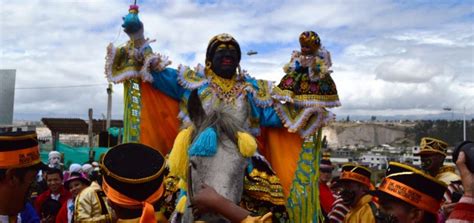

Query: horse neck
[[190, 134, 247, 203]]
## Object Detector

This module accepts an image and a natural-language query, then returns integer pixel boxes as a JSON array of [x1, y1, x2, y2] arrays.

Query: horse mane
[[187, 89, 243, 145]]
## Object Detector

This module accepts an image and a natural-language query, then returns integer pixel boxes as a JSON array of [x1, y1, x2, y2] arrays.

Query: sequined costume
[[273, 31, 340, 136], [107, 26, 337, 221], [148, 61, 292, 221], [74, 182, 113, 223], [274, 31, 340, 107], [105, 5, 174, 144]]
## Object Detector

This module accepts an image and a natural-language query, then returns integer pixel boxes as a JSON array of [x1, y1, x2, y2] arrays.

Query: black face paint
[[421, 157, 433, 171], [211, 45, 239, 79], [340, 189, 356, 205], [375, 209, 399, 223]]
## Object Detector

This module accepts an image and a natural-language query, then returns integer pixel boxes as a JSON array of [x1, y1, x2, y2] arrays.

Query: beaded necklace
[[206, 68, 247, 103]]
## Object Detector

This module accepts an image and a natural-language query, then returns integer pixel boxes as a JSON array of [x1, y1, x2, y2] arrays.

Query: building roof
[[41, 118, 123, 135]]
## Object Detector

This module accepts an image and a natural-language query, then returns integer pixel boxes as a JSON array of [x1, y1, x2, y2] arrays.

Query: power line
[[15, 84, 107, 90]]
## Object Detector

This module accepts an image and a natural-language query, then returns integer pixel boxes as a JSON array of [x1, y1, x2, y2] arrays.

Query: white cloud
[[375, 58, 440, 83]]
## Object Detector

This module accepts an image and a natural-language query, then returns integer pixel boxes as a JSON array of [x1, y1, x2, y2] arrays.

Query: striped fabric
[[328, 198, 350, 223], [444, 182, 464, 203]]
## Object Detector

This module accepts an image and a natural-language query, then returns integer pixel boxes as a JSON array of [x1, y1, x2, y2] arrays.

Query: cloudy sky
[[1, 0, 473, 121]]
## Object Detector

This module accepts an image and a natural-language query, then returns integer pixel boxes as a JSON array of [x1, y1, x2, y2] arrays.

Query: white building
[[411, 146, 421, 166], [398, 146, 422, 166], [360, 152, 388, 170]]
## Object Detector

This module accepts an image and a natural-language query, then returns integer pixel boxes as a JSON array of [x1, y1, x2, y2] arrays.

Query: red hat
[[64, 173, 90, 189]]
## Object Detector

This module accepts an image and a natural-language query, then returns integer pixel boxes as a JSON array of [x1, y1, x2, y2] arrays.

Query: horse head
[[183, 89, 248, 222]]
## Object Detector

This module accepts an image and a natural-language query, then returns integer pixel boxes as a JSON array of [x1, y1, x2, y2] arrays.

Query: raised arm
[[149, 67, 185, 100]]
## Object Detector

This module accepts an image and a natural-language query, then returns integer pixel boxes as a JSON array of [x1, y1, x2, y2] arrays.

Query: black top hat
[[339, 163, 372, 187], [0, 131, 47, 170], [371, 162, 447, 214], [101, 143, 166, 201]]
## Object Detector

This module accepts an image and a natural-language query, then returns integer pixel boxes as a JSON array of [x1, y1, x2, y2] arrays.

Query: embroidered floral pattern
[[274, 50, 340, 108]]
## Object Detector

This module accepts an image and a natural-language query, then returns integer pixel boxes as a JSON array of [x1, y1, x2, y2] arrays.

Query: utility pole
[[88, 108, 94, 162], [106, 83, 112, 129]]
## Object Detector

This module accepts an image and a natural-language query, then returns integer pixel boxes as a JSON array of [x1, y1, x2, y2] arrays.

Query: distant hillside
[[323, 122, 414, 148], [337, 112, 474, 121], [323, 120, 472, 148]]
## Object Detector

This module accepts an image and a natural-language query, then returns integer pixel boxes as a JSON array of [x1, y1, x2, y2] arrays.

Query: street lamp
[[463, 106, 466, 141], [106, 83, 113, 129]]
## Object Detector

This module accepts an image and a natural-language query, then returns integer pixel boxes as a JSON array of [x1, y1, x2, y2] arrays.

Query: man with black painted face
[[336, 164, 376, 223], [416, 137, 461, 185], [210, 43, 240, 79], [415, 137, 463, 219], [145, 33, 290, 221]]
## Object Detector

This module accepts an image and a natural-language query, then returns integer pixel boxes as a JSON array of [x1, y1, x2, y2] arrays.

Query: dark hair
[[46, 168, 63, 180], [69, 172, 82, 178], [89, 170, 101, 183]]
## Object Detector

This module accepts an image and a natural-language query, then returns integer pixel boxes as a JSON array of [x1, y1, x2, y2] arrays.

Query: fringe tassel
[[140, 53, 171, 83], [104, 43, 117, 83], [188, 127, 217, 157], [169, 126, 193, 179], [176, 64, 208, 90], [237, 131, 257, 157], [176, 195, 187, 214]]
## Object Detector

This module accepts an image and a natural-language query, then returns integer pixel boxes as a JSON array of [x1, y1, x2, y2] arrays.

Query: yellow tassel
[[169, 126, 193, 179], [178, 179, 187, 190], [237, 131, 257, 157], [176, 195, 187, 213]]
